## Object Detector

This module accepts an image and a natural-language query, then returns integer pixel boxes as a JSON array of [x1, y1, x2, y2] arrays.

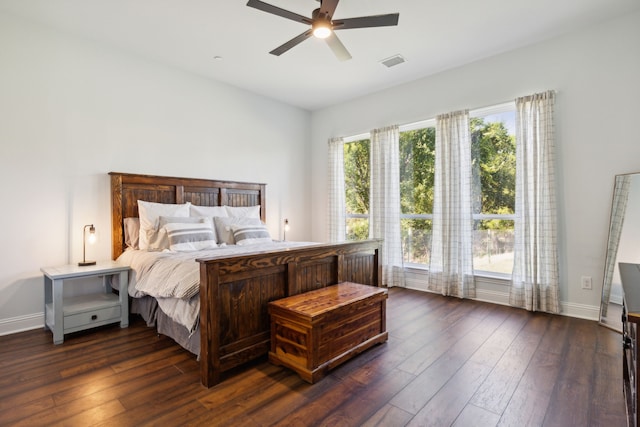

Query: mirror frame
[[600, 173, 637, 332]]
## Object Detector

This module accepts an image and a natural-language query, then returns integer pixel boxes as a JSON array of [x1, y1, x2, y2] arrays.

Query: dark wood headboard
[[109, 172, 266, 260]]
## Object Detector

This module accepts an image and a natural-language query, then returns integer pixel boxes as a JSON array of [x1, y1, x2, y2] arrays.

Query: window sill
[[403, 264, 511, 284]]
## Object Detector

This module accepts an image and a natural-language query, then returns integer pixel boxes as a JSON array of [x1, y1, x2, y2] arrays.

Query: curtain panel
[[510, 90, 560, 313], [370, 125, 405, 287], [327, 137, 346, 242], [428, 110, 476, 298]]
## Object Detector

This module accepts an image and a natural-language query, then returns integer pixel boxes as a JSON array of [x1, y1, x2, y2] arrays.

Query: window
[[344, 137, 370, 240], [470, 104, 516, 275], [399, 120, 436, 265], [341, 102, 516, 276]]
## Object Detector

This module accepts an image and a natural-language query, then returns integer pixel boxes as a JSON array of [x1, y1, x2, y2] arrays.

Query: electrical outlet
[[581, 276, 592, 290]]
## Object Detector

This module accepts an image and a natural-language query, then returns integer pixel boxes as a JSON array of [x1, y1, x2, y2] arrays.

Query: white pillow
[[225, 205, 261, 219], [164, 222, 217, 252], [213, 217, 262, 245], [123, 217, 140, 249], [146, 216, 212, 251], [190, 204, 228, 218], [231, 223, 272, 246], [137, 200, 190, 250]]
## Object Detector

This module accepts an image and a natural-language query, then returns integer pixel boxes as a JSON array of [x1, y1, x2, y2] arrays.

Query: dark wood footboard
[[197, 239, 381, 387]]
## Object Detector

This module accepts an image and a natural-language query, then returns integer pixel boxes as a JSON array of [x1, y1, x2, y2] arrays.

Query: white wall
[[310, 11, 640, 319], [2, 9, 638, 335], [0, 12, 311, 334]]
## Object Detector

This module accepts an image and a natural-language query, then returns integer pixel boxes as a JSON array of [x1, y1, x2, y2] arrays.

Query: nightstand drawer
[[65, 305, 122, 331]]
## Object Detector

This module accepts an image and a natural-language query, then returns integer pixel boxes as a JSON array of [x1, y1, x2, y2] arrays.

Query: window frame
[[341, 102, 517, 278], [469, 102, 516, 278], [397, 118, 436, 267], [343, 134, 372, 240]]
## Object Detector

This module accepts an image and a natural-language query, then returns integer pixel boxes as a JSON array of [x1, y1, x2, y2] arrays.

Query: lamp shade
[[78, 224, 97, 266], [284, 219, 290, 241]]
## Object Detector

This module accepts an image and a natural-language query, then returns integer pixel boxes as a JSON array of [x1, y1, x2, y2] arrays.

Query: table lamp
[[78, 224, 97, 266]]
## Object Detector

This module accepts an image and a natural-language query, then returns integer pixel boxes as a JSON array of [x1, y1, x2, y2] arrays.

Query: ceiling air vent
[[380, 54, 406, 68]]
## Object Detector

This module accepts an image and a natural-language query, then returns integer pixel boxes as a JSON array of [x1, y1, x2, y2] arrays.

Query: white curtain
[[370, 125, 405, 287], [510, 90, 560, 313], [327, 137, 346, 242], [428, 111, 475, 298]]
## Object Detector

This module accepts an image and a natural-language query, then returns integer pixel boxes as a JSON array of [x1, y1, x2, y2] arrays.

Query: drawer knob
[[91, 314, 98, 321]]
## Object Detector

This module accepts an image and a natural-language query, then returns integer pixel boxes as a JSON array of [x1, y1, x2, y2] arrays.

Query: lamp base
[[78, 260, 96, 266]]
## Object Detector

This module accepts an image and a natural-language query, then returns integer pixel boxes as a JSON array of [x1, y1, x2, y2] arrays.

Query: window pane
[[471, 110, 516, 275], [346, 217, 369, 241], [470, 113, 516, 215], [401, 218, 432, 265], [399, 127, 435, 265], [344, 140, 370, 216], [472, 219, 514, 274], [400, 128, 436, 215]]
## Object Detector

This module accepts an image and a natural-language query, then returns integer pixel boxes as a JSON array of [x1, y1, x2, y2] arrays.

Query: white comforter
[[117, 241, 318, 333]]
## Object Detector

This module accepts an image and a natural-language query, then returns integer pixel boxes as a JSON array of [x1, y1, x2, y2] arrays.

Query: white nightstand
[[41, 261, 130, 344]]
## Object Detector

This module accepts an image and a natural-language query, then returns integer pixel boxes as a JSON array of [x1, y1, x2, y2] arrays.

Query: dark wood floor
[[0, 288, 626, 427]]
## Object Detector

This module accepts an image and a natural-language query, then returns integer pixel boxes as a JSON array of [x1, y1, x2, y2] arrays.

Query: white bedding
[[117, 241, 319, 334]]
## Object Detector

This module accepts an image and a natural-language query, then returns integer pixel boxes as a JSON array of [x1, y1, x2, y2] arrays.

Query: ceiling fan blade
[[333, 13, 399, 30], [246, 0, 312, 25], [269, 29, 313, 56], [325, 32, 352, 61], [319, 0, 339, 19]]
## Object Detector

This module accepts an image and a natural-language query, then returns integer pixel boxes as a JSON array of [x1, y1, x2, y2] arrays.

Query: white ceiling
[[1, 0, 639, 111]]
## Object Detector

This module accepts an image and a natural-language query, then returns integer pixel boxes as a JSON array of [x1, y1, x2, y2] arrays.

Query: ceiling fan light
[[312, 22, 331, 39]]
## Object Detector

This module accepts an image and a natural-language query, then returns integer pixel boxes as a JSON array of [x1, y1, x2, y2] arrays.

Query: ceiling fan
[[246, 0, 399, 61]]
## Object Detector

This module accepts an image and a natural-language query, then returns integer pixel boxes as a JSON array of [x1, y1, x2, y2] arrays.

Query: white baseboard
[[559, 301, 600, 321], [0, 287, 603, 337], [0, 312, 44, 336], [402, 271, 601, 321], [474, 288, 599, 320]]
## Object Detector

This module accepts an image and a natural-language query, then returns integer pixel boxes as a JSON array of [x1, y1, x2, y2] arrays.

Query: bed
[[110, 172, 382, 387]]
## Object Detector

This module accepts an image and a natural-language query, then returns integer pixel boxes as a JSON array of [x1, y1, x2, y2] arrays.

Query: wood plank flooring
[[0, 288, 626, 426]]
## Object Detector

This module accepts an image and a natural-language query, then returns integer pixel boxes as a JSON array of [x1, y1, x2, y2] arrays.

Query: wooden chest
[[268, 282, 388, 383]]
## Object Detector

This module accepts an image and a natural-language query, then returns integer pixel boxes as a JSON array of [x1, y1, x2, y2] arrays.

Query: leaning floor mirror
[[600, 173, 640, 332]]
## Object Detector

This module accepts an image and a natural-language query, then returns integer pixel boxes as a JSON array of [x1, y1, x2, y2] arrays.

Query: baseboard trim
[[0, 290, 603, 337], [559, 301, 600, 321], [402, 275, 601, 321], [0, 313, 44, 336]]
